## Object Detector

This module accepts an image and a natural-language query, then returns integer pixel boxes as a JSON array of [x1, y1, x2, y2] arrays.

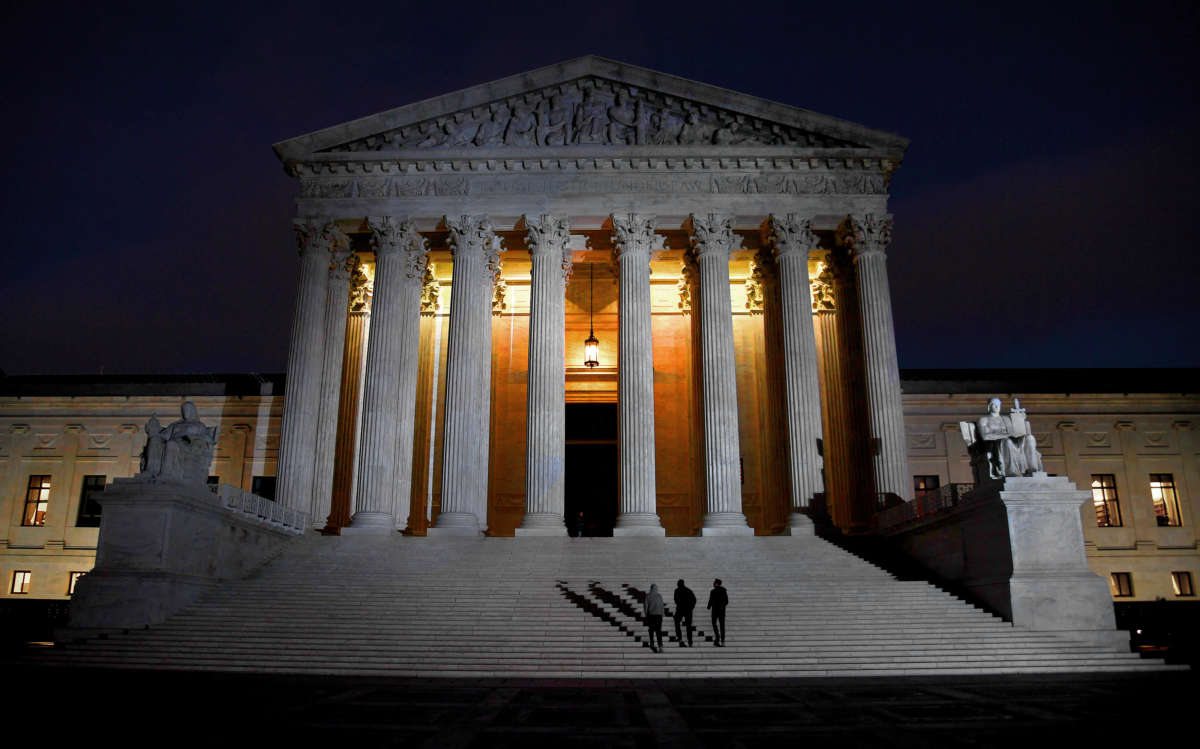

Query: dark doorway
[[564, 403, 618, 536]]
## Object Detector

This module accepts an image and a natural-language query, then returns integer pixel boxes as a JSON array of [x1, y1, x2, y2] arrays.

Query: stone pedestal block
[[69, 479, 298, 630], [999, 474, 1125, 648], [889, 473, 1127, 650]]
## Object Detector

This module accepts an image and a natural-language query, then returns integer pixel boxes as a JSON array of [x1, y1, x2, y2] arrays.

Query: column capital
[[523, 214, 573, 281], [611, 214, 662, 257], [764, 213, 819, 259], [348, 255, 372, 312], [810, 256, 836, 312], [837, 213, 893, 260], [444, 214, 503, 283], [368, 216, 428, 279], [686, 213, 739, 259], [294, 216, 349, 258]]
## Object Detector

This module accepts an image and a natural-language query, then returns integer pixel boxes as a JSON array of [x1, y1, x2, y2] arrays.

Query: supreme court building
[[2, 57, 1197, 607], [270, 55, 909, 539]]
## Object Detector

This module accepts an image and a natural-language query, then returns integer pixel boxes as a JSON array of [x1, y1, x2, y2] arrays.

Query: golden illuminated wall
[[390, 237, 793, 537]]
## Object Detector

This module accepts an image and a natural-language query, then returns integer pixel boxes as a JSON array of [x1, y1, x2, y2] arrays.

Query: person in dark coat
[[707, 578, 728, 646], [673, 579, 696, 647], [644, 583, 665, 653]]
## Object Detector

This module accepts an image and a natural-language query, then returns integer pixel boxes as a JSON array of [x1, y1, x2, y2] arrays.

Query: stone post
[[309, 241, 354, 529], [611, 214, 666, 536], [329, 270, 371, 529], [842, 214, 909, 502], [687, 214, 753, 536], [348, 217, 427, 534], [516, 214, 572, 536], [276, 217, 341, 514], [430, 215, 502, 536], [765, 215, 825, 534]]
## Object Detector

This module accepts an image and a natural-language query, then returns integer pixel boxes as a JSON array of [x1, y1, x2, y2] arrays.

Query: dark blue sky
[[1, 1, 1196, 374]]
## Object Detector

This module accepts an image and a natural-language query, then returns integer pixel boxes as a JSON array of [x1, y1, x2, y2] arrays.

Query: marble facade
[[270, 56, 909, 538]]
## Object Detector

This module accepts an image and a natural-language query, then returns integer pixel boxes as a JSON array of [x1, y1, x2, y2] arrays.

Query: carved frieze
[[322, 78, 858, 153], [298, 170, 887, 201]]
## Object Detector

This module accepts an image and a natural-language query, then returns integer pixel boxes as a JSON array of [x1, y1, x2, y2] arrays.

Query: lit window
[[1090, 474, 1122, 527], [68, 571, 86, 595], [10, 571, 31, 595], [23, 475, 51, 526], [251, 476, 277, 501], [1110, 572, 1134, 598], [1149, 474, 1182, 527], [76, 475, 106, 528], [913, 475, 940, 495], [1171, 571, 1194, 597]]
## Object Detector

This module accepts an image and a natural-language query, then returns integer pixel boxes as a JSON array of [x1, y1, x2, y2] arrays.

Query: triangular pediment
[[274, 56, 907, 162]]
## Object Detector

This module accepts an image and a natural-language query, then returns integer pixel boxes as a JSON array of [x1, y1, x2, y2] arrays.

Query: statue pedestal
[[888, 473, 1127, 650], [998, 474, 1125, 649], [68, 478, 299, 631]]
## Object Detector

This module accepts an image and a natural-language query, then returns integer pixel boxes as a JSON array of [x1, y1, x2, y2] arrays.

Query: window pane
[[1150, 474, 1181, 527]]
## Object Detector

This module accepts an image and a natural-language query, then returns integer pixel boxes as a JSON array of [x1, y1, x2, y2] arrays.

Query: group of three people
[[643, 579, 728, 653]]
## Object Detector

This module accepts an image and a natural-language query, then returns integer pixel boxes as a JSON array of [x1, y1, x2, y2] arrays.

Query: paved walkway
[[15, 658, 1192, 745]]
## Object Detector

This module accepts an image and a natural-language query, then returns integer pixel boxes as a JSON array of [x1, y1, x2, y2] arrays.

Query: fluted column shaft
[[350, 217, 427, 533], [431, 215, 501, 536], [277, 217, 340, 513], [847, 215, 909, 501], [310, 247, 353, 528], [688, 214, 753, 535], [612, 214, 665, 535], [766, 215, 825, 532], [517, 215, 571, 536], [329, 308, 368, 528]]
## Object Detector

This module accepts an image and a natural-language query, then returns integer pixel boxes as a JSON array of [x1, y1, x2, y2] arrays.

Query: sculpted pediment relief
[[321, 76, 860, 153]]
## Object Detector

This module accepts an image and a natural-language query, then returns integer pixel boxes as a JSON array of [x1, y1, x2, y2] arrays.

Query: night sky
[[2, 1, 1196, 376]]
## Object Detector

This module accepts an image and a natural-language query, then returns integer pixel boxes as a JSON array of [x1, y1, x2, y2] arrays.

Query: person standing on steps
[[644, 583, 665, 653], [673, 579, 696, 647], [707, 578, 728, 647]]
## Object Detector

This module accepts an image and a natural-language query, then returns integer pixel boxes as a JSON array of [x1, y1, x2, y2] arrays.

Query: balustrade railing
[[875, 483, 979, 532], [218, 484, 309, 535]]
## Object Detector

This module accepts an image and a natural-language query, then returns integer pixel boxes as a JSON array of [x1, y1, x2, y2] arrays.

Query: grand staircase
[[41, 533, 1179, 677]]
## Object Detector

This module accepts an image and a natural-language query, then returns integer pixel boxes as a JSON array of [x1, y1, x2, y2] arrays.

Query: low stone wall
[[880, 474, 1127, 650], [67, 478, 306, 630]]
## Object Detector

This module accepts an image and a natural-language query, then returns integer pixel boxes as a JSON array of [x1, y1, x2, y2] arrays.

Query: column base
[[427, 511, 482, 537], [700, 512, 754, 536], [785, 512, 815, 536], [341, 511, 394, 535], [515, 513, 567, 537], [613, 513, 666, 536]]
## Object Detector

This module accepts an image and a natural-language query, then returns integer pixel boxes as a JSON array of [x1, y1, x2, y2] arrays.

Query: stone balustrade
[[219, 484, 309, 534]]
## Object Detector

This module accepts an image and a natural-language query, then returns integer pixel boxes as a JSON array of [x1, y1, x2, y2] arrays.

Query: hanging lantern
[[584, 263, 600, 368]]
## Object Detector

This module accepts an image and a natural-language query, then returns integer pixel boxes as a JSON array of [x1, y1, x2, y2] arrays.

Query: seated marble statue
[[961, 397, 1044, 483], [137, 402, 217, 485]]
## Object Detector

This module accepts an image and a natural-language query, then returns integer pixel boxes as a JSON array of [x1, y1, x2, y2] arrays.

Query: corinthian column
[[687, 214, 753, 536], [611, 214, 665, 536], [430, 215, 502, 536], [765, 215, 824, 534], [516, 214, 571, 537], [348, 217, 428, 534], [841, 214, 909, 501], [309, 240, 354, 528], [277, 217, 342, 514]]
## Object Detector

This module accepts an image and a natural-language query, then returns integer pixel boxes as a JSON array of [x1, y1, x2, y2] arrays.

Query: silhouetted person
[[673, 579, 696, 647], [707, 578, 728, 647], [644, 583, 665, 652]]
